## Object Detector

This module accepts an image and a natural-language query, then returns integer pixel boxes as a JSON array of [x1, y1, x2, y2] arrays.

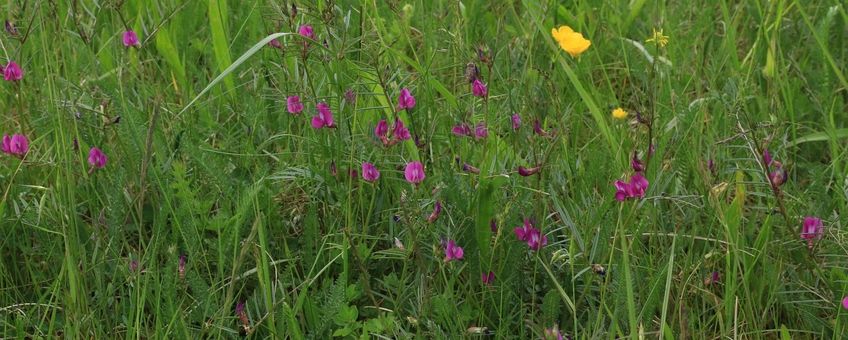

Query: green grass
[[1, 0, 847, 338]]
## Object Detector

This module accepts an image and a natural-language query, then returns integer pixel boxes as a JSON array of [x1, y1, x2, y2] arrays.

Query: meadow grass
[[1, 0, 847, 338]]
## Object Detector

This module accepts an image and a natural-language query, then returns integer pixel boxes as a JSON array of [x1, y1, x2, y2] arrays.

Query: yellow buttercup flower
[[646, 27, 669, 47], [551, 26, 591, 57], [612, 107, 627, 120]]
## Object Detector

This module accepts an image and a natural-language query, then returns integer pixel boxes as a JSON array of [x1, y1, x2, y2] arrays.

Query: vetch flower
[[375, 119, 389, 144], [465, 62, 480, 83], [122, 30, 140, 47], [297, 25, 315, 40], [481, 271, 495, 285], [769, 164, 787, 187], [397, 88, 416, 110], [533, 120, 549, 136], [311, 102, 335, 129], [526, 228, 548, 251], [236, 301, 250, 332], [286, 96, 303, 114], [3, 61, 23, 81], [614, 172, 649, 201], [88, 147, 108, 169], [404, 161, 425, 185], [513, 219, 534, 241], [511, 113, 521, 130], [631, 152, 645, 172], [518, 165, 541, 177], [801, 216, 823, 249], [427, 200, 442, 223], [2, 134, 29, 156], [443, 239, 464, 262], [472, 79, 488, 97], [474, 123, 489, 139], [612, 107, 627, 120], [704, 271, 720, 286], [392, 119, 411, 141], [490, 219, 498, 233], [551, 25, 591, 57], [361, 162, 380, 182], [451, 123, 472, 137], [462, 163, 480, 174], [344, 88, 357, 104], [267, 38, 282, 49], [763, 149, 773, 166], [178, 254, 187, 280], [842, 296, 848, 310]]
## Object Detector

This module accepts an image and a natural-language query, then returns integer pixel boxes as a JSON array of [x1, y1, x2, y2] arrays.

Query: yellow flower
[[612, 107, 627, 120], [646, 28, 669, 47], [551, 26, 591, 57]]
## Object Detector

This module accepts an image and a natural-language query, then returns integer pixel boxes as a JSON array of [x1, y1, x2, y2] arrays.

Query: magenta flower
[[311, 102, 335, 129], [392, 119, 411, 141], [443, 239, 464, 262], [2, 134, 29, 156], [481, 271, 495, 285], [471, 79, 488, 97], [375, 119, 389, 144], [533, 120, 549, 136], [490, 219, 498, 233], [763, 149, 773, 166], [526, 228, 548, 251], [88, 147, 107, 169], [344, 88, 357, 104], [129, 260, 139, 273], [236, 301, 250, 330], [451, 123, 472, 137], [769, 166, 787, 187], [801, 216, 823, 249], [122, 30, 140, 47], [614, 172, 649, 201], [268, 38, 283, 49], [518, 165, 541, 177], [631, 152, 644, 172], [3, 61, 22, 81], [404, 161, 425, 185], [178, 254, 187, 280], [513, 219, 534, 241], [842, 296, 848, 310], [707, 159, 716, 174], [427, 200, 442, 223], [474, 123, 488, 139], [511, 113, 521, 130], [396, 88, 416, 110], [298, 25, 315, 40], [361, 162, 380, 182], [286, 96, 303, 114]]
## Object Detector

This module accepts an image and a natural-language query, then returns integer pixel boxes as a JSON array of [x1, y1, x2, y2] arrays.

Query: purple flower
[[707, 158, 716, 174], [614, 172, 649, 201], [490, 219, 498, 233], [513, 219, 533, 241], [769, 166, 787, 187], [286, 96, 303, 114], [298, 25, 315, 40], [426, 200, 443, 223], [311, 102, 335, 129], [704, 271, 720, 285], [842, 296, 848, 310], [511, 113, 521, 130], [178, 254, 187, 280], [129, 260, 139, 273], [474, 123, 488, 139], [801, 216, 823, 249], [5, 20, 18, 36], [451, 123, 472, 137], [481, 271, 495, 285], [344, 88, 356, 104], [631, 152, 644, 172], [267, 38, 283, 49], [2, 134, 29, 156], [443, 239, 464, 262], [404, 161, 425, 185], [533, 120, 548, 136], [526, 228, 548, 251], [518, 165, 540, 177], [763, 149, 773, 166], [88, 147, 108, 169], [236, 301, 250, 330], [471, 79, 488, 97], [122, 30, 140, 47], [392, 120, 411, 141], [396, 88, 416, 110], [361, 162, 380, 182], [3, 61, 23, 81], [462, 163, 480, 174]]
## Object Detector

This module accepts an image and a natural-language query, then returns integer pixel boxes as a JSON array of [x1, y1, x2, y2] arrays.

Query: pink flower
[[533, 120, 549, 136], [286, 96, 303, 114], [451, 123, 472, 137], [427, 200, 442, 223], [404, 161, 425, 185], [3, 61, 23, 81], [443, 239, 464, 262], [842, 296, 848, 310], [614, 172, 649, 201], [88, 147, 108, 169], [769, 166, 787, 187], [631, 152, 644, 172], [474, 123, 488, 139], [763, 149, 773, 166], [511, 114, 521, 130], [361, 162, 380, 182], [375, 119, 389, 144], [490, 219, 498, 233], [513, 219, 534, 241], [481, 271, 495, 285], [268, 38, 282, 49], [178, 254, 187, 280], [392, 120, 410, 141], [471, 79, 488, 97], [122, 30, 140, 47], [801, 216, 823, 249], [311, 102, 335, 129], [518, 165, 540, 177], [397, 88, 416, 110], [2, 134, 29, 156], [298, 25, 315, 40], [526, 228, 548, 251]]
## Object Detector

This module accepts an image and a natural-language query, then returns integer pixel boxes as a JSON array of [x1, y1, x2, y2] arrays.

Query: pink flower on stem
[[451, 123, 472, 137], [236, 301, 250, 331], [614, 172, 649, 201], [122, 30, 140, 47], [763, 149, 773, 166], [518, 165, 541, 177], [631, 152, 645, 172], [769, 165, 787, 187], [392, 119, 411, 141], [286, 96, 303, 114], [427, 200, 442, 223], [481, 271, 495, 285], [374, 119, 390, 145], [533, 120, 549, 136], [2, 134, 29, 156], [443, 239, 464, 262], [3, 61, 23, 81], [396, 88, 416, 110], [513, 219, 534, 241], [268, 38, 282, 49], [361, 162, 380, 182], [526, 228, 548, 251], [88, 147, 108, 169], [474, 123, 488, 139], [404, 161, 425, 185], [311, 102, 335, 129], [297, 25, 315, 40], [842, 296, 848, 310], [800, 216, 823, 249], [178, 254, 187, 280], [511, 113, 521, 130], [472, 79, 488, 97]]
